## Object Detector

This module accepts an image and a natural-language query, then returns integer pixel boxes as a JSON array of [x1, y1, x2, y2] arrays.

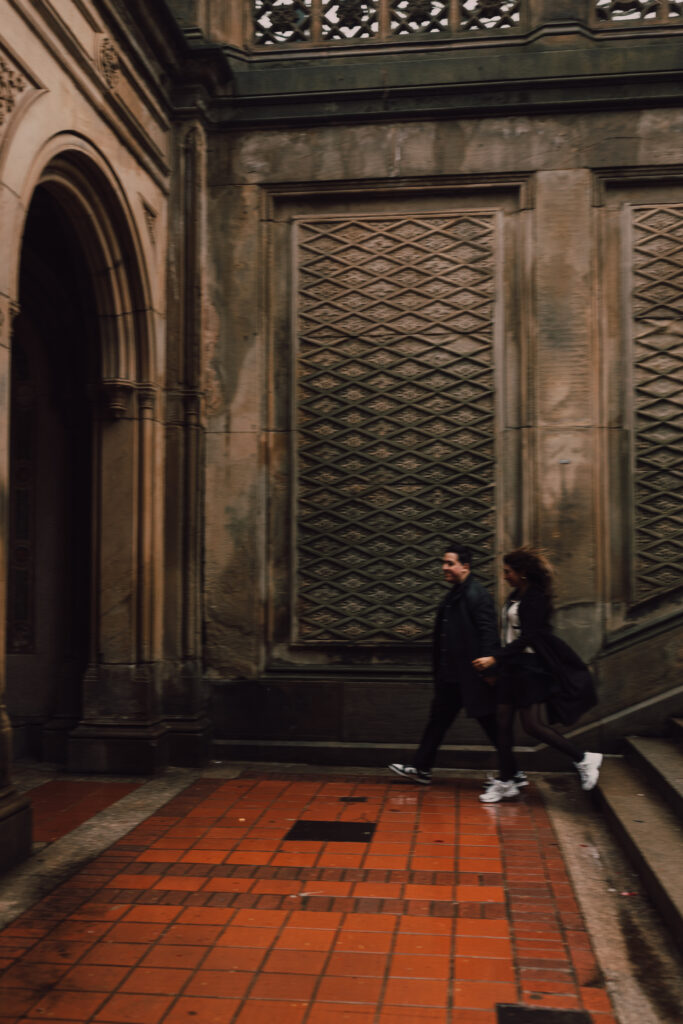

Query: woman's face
[[503, 563, 524, 589]]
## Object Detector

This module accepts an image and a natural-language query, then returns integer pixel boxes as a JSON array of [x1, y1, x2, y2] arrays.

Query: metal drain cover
[[496, 1007, 591, 1024], [284, 819, 376, 842]]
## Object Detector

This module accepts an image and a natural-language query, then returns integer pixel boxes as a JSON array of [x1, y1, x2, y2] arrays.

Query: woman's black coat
[[494, 585, 598, 726]]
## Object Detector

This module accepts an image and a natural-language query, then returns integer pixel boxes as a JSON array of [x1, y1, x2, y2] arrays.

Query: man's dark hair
[[445, 543, 472, 567]]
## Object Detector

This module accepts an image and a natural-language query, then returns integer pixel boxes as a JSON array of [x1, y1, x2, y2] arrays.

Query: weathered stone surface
[[0, 2, 682, 830]]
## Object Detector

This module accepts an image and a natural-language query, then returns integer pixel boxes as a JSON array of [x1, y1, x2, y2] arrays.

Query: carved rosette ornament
[[99, 37, 120, 90], [0, 55, 26, 125]]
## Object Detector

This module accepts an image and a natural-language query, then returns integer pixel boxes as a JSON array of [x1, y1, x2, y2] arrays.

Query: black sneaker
[[388, 763, 432, 785]]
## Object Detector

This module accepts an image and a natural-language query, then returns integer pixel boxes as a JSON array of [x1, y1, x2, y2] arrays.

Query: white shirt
[[505, 599, 534, 654]]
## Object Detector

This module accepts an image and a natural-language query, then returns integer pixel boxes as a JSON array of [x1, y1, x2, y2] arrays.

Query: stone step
[[596, 757, 683, 952], [624, 735, 683, 821]]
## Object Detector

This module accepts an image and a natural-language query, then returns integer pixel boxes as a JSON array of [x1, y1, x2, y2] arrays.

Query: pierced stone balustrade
[[249, 0, 683, 47]]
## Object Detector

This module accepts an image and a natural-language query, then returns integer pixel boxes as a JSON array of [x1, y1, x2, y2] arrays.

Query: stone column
[[533, 169, 601, 658], [68, 383, 169, 774], [160, 124, 209, 767], [0, 297, 32, 871]]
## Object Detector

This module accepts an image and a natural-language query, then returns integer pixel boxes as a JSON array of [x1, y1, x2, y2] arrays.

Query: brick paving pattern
[[0, 773, 617, 1023]]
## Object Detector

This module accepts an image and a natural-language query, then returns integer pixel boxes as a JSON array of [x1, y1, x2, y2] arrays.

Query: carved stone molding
[[137, 385, 157, 415], [0, 300, 20, 344], [142, 201, 157, 246], [101, 379, 134, 419], [98, 37, 120, 90], [183, 390, 202, 424], [164, 388, 203, 425], [0, 55, 26, 125], [182, 124, 205, 391]]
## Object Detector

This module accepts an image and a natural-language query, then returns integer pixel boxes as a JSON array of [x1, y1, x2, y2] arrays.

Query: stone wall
[[0, 1, 682, 813], [197, 6, 683, 762]]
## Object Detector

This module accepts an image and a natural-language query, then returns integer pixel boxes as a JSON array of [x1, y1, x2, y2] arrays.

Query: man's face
[[442, 552, 470, 585]]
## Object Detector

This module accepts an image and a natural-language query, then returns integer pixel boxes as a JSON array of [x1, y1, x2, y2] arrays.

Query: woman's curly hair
[[503, 546, 554, 604]]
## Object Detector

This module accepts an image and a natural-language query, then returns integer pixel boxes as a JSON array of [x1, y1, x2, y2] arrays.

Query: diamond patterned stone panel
[[630, 205, 683, 602], [294, 213, 499, 643]]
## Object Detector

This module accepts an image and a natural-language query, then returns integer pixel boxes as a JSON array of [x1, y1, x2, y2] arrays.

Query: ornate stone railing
[[250, 1, 683, 47], [252, 1, 522, 46], [595, 0, 683, 22]]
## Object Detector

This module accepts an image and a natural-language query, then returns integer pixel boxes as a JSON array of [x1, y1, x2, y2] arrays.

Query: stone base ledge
[[67, 722, 169, 775], [0, 792, 32, 874], [209, 738, 578, 772]]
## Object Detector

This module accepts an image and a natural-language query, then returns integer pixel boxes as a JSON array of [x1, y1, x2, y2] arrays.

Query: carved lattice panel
[[294, 213, 498, 643], [460, 0, 520, 31], [391, 0, 449, 34], [322, 0, 379, 38], [253, 0, 312, 43], [596, 0, 683, 19], [631, 205, 683, 601]]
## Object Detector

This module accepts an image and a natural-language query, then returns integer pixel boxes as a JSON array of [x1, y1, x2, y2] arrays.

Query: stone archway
[[6, 145, 165, 774], [7, 186, 95, 761]]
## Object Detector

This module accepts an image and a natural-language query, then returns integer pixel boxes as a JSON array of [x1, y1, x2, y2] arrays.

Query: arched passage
[[6, 144, 165, 772], [7, 187, 95, 759]]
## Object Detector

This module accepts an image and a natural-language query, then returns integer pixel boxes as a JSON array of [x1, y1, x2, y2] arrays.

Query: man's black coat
[[432, 575, 499, 718]]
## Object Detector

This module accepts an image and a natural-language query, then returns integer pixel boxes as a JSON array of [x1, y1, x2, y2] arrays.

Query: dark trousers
[[413, 683, 498, 772], [496, 703, 582, 781]]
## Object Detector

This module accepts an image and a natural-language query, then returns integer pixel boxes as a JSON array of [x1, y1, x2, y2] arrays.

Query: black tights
[[496, 702, 584, 781]]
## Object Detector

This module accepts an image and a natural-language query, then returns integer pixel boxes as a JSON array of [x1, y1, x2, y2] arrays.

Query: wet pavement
[[0, 762, 681, 1024]]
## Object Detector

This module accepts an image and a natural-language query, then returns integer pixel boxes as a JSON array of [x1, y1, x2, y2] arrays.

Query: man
[[388, 544, 526, 788]]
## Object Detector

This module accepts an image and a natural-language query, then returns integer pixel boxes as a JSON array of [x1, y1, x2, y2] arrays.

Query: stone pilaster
[[161, 123, 209, 767], [68, 383, 169, 774], [534, 169, 600, 658], [0, 296, 32, 869]]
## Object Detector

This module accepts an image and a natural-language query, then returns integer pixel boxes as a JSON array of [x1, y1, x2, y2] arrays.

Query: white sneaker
[[483, 771, 528, 790], [479, 778, 520, 803], [575, 751, 603, 791]]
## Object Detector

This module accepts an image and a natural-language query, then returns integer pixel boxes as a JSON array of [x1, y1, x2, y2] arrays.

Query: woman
[[472, 547, 601, 804]]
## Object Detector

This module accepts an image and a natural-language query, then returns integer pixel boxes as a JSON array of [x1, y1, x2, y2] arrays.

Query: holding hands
[[472, 656, 496, 672]]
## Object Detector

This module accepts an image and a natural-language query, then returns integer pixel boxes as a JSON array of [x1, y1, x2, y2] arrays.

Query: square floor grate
[[284, 819, 376, 842], [497, 1007, 591, 1024]]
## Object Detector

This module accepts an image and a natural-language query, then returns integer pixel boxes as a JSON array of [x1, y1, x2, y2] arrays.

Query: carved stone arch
[[28, 139, 156, 394], [6, 135, 166, 773]]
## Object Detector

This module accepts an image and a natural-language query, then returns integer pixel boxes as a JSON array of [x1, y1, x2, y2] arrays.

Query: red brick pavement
[[0, 772, 617, 1023]]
